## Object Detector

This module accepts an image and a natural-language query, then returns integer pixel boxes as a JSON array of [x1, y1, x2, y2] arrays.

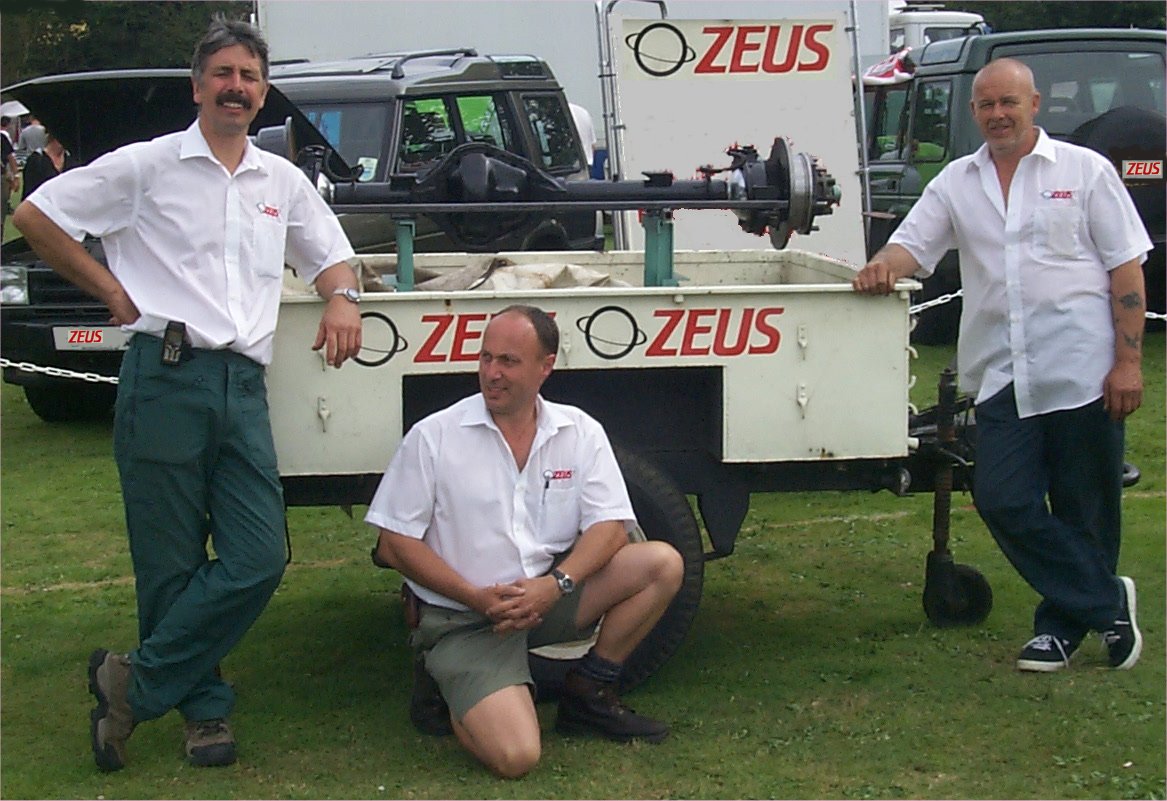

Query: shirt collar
[[178, 119, 267, 175], [463, 393, 574, 435], [969, 126, 1055, 171]]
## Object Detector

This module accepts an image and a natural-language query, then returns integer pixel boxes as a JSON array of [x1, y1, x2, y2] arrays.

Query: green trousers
[[114, 334, 286, 723]]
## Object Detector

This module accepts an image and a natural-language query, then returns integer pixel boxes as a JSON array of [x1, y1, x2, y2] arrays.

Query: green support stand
[[394, 218, 416, 291], [643, 210, 676, 287]]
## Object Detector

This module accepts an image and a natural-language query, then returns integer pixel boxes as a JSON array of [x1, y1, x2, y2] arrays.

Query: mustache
[[215, 91, 252, 110]]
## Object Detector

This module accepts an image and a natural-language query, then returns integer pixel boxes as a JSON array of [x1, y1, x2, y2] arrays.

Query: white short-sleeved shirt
[[26, 120, 355, 365], [890, 128, 1151, 417], [364, 393, 636, 611]]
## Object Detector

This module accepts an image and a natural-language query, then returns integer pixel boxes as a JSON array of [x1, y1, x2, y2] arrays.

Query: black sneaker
[[1102, 576, 1142, 670], [555, 670, 668, 744], [409, 654, 453, 736], [1016, 634, 1075, 672]]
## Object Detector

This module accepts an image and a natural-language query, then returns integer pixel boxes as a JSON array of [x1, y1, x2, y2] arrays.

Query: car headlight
[[1, 264, 29, 305]]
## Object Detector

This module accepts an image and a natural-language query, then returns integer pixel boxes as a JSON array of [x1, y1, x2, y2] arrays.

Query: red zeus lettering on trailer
[[694, 24, 832, 75], [645, 307, 784, 357], [67, 329, 103, 344], [410, 308, 785, 364], [415, 313, 489, 364]]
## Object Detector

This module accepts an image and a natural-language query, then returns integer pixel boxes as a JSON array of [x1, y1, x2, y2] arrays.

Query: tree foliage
[[1, 1, 252, 86], [957, 1, 1166, 33]]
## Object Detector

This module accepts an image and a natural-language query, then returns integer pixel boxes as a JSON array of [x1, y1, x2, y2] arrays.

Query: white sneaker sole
[[1017, 657, 1069, 672]]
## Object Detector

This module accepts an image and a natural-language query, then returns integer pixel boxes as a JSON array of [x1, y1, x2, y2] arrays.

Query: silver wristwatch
[[551, 568, 575, 595], [332, 286, 361, 303]]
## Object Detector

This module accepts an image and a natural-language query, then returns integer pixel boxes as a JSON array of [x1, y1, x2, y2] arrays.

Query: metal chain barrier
[[0, 358, 119, 384], [909, 289, 963, 316]]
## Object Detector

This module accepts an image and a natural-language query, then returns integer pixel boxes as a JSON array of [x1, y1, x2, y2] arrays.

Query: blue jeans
[[973, 384, 1124, 645]]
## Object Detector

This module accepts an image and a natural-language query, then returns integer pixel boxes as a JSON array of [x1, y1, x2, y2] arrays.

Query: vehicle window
[[907, 79, 951, 185], [995, 48, 1167, 137], [910, 80, 951, 163], [397, 97, 457, 173], [923, 26, 972, 46], [890, 28, 906, 53], [522, 95, 581, 172], [866, 84, 912, 162], [454, 95, 514, 151], [298, 103, 388, 182]]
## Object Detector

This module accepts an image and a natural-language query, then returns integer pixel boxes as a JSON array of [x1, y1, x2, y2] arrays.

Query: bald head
[[973, 58, 1036, 96], [970, 57, 1041, 160]]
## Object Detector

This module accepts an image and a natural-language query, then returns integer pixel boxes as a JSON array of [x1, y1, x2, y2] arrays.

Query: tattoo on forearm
[[1122, 331, 1142, 350], [1118, 291, 1144, 311]]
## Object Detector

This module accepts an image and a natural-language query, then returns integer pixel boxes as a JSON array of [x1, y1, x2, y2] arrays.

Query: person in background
[[13, 15, 362, 772], [853, 58, 1148, 674], [18, 115, 47, 158], [368, 304, 682, 778], [569, 102, 597, 171], [1, 115, 19, 220], [22, 130, 77, 197]]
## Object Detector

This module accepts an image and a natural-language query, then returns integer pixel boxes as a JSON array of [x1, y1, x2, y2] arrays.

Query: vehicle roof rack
[[357, 48, 479, 79]]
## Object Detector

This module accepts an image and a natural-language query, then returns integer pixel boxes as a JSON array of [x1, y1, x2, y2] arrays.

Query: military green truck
[[862, 28, 1166, 343]]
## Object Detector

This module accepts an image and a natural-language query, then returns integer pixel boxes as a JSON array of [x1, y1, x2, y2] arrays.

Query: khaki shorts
[[413, 584, 596, 721]]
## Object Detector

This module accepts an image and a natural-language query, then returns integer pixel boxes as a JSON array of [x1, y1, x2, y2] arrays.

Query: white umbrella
[[0, 99, 30, 117]]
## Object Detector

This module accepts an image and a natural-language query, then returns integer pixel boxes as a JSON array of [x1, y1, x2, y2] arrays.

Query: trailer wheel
[[529, 446, 704, 697], [922, 557, 992, 627]]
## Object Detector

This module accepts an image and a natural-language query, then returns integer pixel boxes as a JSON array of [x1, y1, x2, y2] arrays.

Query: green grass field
[[1, 337, 1163, 799]]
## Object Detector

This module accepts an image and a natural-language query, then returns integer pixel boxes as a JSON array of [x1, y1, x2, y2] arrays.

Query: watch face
[[553, 569, 574, 593]]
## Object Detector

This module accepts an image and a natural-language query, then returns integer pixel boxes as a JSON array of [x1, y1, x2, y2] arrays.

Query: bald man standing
[[854, 59, 1150, 673]]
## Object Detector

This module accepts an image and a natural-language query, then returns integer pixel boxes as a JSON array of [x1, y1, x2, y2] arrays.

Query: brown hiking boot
[[87, 649, 136, 772], [555, 670, 669, 744], [184, 718, 237, 767], [409, 653, 453, 736]]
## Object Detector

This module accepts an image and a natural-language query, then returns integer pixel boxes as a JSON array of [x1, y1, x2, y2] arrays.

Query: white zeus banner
[[614, 15, 866, 266]]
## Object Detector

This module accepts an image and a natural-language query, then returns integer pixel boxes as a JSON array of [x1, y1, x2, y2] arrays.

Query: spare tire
[[1069, 105, 1166, 322], [529, 445, 705, 697]]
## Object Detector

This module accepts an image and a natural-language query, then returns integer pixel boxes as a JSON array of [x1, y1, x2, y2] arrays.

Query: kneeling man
[[366, 304, 683, 778]]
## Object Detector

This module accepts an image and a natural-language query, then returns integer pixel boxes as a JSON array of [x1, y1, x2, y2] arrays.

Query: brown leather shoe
[[184, 718, 237, 767], [87, 649, 136, 772], [555, 670, 668, 744]]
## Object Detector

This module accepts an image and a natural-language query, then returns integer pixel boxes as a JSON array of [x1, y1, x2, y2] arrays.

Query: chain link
[[0, 358, 119, 384], [909, 289, 963, 315]]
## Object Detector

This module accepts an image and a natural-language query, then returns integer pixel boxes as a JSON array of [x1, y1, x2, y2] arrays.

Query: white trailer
[[268, 242, 988, 690], [246, 63, 992, 691]]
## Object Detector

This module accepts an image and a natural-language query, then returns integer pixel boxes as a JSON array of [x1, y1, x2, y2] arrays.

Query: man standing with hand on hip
[[14, 16, 362, 771], [853, 58, 1149, 673]]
